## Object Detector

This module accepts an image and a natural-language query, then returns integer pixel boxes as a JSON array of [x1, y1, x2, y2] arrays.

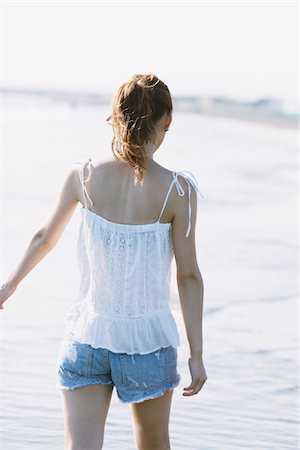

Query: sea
[[1, 92, 298, 449]]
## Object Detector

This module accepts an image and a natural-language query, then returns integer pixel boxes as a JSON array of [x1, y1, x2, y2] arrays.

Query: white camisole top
[[63, 158, 202, 354]]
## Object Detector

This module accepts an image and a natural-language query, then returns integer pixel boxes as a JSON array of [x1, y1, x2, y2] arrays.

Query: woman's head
[[106, 74, 173, 185]]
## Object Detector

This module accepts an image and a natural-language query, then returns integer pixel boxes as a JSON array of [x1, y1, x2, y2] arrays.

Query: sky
[[1, 1, 298, 102]]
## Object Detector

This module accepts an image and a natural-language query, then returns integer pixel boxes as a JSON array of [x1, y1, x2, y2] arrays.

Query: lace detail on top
[[62, 158, 203, 354]]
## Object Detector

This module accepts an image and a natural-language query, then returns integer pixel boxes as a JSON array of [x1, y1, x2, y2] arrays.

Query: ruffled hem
[[63, 302, 181, 355]]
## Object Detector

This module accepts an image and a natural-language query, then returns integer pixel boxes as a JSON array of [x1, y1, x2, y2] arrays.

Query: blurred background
[[1, 1, 298, 449]]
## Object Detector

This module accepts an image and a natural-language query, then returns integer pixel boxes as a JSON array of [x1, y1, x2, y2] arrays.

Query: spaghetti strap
[[79, 159, 94, 207], [158, 171, 203, 238], [79, 161, 203, 236], [157, 173, 177, 223]]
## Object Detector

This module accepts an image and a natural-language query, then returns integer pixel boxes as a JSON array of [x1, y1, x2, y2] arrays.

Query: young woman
[[0, 74, 207, 450]]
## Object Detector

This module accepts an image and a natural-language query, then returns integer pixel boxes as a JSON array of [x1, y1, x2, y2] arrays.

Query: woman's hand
[[0, 282, 17, 310], [183, 354, 207, 396]]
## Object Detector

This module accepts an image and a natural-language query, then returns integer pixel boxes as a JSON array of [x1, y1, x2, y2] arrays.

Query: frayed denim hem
[[56, 380, 114, 391], [116, 373, 181, 404]]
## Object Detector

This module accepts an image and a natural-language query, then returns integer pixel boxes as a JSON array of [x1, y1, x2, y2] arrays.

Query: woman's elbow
[[176, 268, 203, 285], [33, 228, 55, 249]]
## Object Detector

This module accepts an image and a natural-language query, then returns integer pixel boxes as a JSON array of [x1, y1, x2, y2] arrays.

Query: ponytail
[[106, 74, 172, 185]]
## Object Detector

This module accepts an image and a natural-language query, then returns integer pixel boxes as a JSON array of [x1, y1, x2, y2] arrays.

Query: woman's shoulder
[[72, 156, 199, 194], [72, 156, 119, 178], [82, 156, 174, 184]]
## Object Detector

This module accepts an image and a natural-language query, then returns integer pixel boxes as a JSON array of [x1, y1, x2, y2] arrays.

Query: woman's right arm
[[172, 177, 207, 396], [0, 163, 80, 309]]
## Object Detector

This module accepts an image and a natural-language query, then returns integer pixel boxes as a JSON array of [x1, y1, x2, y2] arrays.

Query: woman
[[0, 74, 207, 450]]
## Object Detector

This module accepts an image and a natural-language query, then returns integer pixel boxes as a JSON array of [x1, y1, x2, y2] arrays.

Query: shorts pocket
[[120, 347, 167, 390], [57, 339, 93, 380]]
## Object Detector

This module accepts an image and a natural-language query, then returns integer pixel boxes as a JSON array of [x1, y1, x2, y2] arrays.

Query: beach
[[1, 92, 298, 449]]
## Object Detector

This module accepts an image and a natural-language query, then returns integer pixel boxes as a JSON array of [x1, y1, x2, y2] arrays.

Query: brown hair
[[106, 74, 173, 185]]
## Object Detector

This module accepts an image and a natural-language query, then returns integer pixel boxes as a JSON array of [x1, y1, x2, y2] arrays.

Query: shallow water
[[1, 93, 298, 449]]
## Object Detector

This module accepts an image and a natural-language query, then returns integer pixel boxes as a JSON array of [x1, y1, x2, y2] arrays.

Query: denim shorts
[[55, 336, 181, 404]]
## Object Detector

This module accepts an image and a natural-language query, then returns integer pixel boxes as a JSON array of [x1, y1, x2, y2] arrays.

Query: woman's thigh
[[130, 389, 174, 450], [61, 384, 113, 450], [56, 338, 115, 449]]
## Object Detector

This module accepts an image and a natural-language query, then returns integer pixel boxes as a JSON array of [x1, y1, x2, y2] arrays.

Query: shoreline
[[195, 110, 298, 129], [3, 87, 298, 130]]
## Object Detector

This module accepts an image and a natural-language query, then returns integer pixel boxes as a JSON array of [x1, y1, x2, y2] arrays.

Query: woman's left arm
[[0, 163, 80, 309]]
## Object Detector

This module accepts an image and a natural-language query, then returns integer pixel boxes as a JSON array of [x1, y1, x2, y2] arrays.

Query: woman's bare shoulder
[[72, 155, 176, 192], [91, 156, 175, 181]]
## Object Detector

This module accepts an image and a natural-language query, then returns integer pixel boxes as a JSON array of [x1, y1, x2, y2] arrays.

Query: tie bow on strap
[[172, 171, 204, 238]]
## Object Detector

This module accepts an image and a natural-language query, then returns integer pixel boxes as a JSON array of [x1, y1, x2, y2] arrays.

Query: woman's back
[[77, 156, 177, 225], [63, 156, 200, 354]]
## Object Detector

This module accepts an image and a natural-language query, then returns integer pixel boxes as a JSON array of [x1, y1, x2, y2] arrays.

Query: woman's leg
[[61, 383, 114, 450], [130, 389, 174, 450]]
